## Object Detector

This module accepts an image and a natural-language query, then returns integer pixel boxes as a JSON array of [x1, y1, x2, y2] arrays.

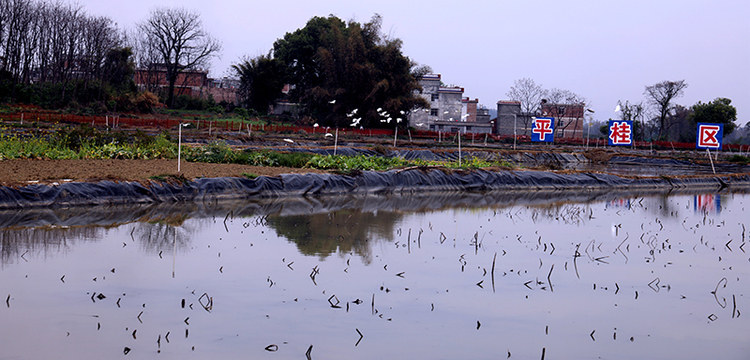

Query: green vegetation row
[[0, 125, 513, 172]]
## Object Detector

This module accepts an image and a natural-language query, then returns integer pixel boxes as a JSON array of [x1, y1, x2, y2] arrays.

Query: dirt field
[[0, 159, 327, 186]]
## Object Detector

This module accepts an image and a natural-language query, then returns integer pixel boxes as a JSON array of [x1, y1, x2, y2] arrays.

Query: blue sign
[[608, 120, 633, 146], [531, 117, 555, 142], [696, 123, 723, 150]]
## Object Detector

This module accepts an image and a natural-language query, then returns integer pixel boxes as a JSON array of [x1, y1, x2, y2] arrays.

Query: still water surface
[[0, 191, 748, 359]]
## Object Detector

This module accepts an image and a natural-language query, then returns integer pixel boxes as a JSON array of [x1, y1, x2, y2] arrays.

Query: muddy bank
[[1, 168, 749, 210]]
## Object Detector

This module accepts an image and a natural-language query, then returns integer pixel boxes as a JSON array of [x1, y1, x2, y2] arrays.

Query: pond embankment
[[1, 167, 749, 209]]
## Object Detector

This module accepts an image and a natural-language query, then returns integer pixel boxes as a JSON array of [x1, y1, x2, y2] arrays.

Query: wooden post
[[707, 148, 716, 174]]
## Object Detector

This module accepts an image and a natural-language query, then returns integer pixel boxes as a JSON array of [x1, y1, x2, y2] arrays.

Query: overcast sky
[[77, 0, 749, 125]]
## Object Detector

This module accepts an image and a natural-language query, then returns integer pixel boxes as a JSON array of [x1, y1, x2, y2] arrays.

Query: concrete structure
[[476, 106, 491, 123], [409, 74, 492, 134], [495, 100, 534, 137], [271, 100, 302, 118]]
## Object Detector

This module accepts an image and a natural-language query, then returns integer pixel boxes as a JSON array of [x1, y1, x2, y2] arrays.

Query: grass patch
[[0, 124, 176, 160], [726, 154, 750, 165], [0, 123, 518, 173], [149, 173, 190, 184]]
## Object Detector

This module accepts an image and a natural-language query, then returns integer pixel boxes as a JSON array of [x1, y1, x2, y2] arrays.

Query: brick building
[[134, 65, 209, 98], [540, 102, 585, 138]]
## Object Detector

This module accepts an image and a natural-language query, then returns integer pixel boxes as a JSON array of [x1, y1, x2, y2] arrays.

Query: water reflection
[[0, 190, 743, 264], [0, 189, 748, 360], [0, 226, 101, 266], [133, 221, 192, 253], [694, 193, 721, 214], [266, 210, 402, 263]]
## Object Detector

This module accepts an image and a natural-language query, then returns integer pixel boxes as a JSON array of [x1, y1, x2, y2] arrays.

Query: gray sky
[[79, 0, 749, 126]]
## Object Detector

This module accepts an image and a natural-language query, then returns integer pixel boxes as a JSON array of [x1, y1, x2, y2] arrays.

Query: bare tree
[[136, 7, 221, 107], [544, 88, 586, 138], [506, 78, 545, 134], [127, 27, 161, 94], [0, 0, 34, 83], [644, 80, 687, 140], [616, 100, 646, 140]]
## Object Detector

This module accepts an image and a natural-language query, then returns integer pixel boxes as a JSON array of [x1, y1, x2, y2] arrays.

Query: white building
[[409, 74, 492, 134]]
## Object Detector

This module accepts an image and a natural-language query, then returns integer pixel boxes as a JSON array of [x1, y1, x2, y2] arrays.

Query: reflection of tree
[[0, 227, 102, 266], [266, 210, 403, 264], [132, 216, 202, 254]]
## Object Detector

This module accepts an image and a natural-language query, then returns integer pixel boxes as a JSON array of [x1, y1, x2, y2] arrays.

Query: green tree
[[232, 53, 287, 114], [102, 47, 136, 93], [273, 14, 428, 128], [689, 97, 738, 135]]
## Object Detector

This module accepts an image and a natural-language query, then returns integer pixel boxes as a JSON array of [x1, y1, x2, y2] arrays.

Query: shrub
[[726, 155, 749, 165], [185, 141, 236, 163], [135, 91, 159, 113]]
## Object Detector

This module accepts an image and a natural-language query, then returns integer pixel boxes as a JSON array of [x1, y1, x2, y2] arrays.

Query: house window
[[466, 126, 472, 131], [431, 94, 439, 101], [430, 109, 438, 116]]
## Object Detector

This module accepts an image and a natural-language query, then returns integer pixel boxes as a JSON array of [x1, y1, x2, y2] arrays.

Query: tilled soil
[[0, 159, 327, 186]]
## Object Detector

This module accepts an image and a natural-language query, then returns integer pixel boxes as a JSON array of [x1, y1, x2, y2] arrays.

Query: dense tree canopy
[[232, 53, 286, 114], [272, 14, 428, 128], [689, 97, 738, 135]]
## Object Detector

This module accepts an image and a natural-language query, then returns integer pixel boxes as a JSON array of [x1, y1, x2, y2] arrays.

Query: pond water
[[0, 191, 748, 360]]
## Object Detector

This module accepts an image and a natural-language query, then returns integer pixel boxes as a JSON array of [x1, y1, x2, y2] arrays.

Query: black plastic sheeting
[[2, 186, 748, 230], [1, 168, 749, 210]]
